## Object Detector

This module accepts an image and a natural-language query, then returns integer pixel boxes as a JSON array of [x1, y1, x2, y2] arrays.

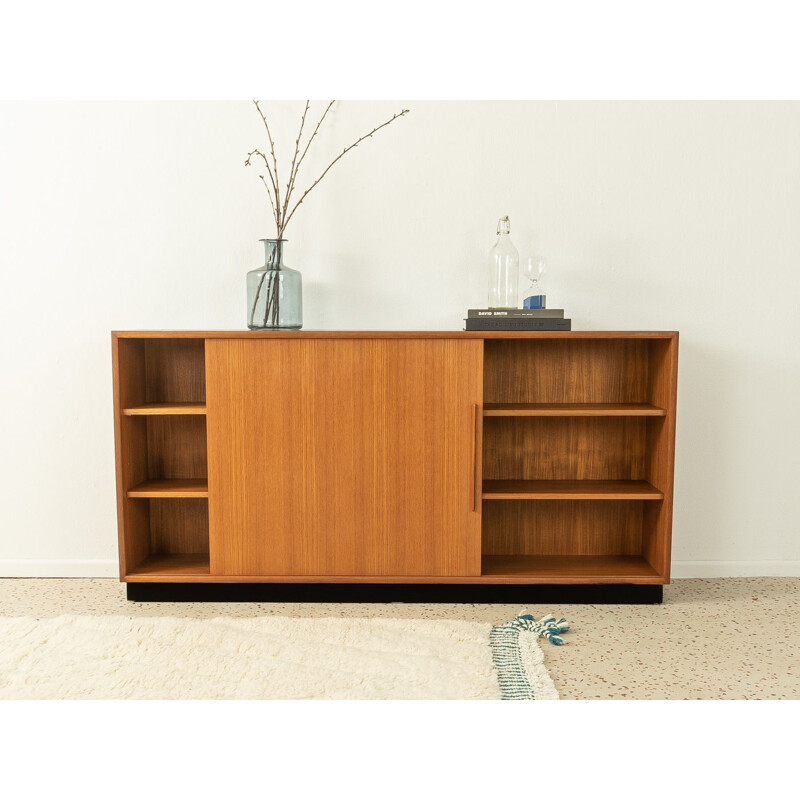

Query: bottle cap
[[497, 216, 511, 235]]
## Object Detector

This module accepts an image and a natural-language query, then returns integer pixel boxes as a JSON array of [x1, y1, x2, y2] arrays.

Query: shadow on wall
[[672, 337, 799, 565]]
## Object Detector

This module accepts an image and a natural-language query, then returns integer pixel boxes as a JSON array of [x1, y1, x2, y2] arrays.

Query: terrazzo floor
[[1, 577, 797, 699]]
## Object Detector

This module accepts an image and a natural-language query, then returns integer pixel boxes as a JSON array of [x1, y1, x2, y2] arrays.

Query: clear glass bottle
[[247, 239, 303, 330], [488, 216, 519, 308]]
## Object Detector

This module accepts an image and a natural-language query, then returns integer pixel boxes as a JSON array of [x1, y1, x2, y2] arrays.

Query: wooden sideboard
[[112, 331, 678, 601]]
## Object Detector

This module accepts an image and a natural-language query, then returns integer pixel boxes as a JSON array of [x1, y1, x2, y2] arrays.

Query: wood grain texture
[[206, 338, 483, 577], [481, 555, 661, 583], [144, 338, 206, 403], [127, 553, 210, 578], [113, 331, 677, 586], [127, 479, 209, 498], [114, 331, 678, 340], [483, 403, 666, 416], [483, 416, 646, 481], [123, 403, 206, 415], [145, 416, 208, 480], [484, 338, 649, 404], [481, 480, 663, 500], [112, 335, 209, 575], [112, 336, 148, 577], [123, 554, 660, 584], [642, 335, 679, 579], [149, 499, 210, 555], [481, 499, 644, 556]]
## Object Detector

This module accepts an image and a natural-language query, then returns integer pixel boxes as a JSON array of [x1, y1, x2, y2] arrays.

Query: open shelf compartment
[[127, 553, 211, 580], [114, 336, 210, 580], [480, 499, 666, 583], [481, 555, 661, 583], [480, 335, 676, 584]]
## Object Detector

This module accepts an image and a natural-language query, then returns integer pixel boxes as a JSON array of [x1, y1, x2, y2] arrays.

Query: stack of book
[[464, 309, 571, 331]]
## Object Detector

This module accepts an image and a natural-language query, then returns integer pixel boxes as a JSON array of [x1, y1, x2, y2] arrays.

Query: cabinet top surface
[[113, 330, 678, 340]]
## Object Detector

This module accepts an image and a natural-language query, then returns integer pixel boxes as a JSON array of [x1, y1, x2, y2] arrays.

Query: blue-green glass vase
[[246, 239, 303, 330]]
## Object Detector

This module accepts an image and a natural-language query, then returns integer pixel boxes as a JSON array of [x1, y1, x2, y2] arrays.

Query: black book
[[464, 318, 572, 331], [467, 308, 565, 319]]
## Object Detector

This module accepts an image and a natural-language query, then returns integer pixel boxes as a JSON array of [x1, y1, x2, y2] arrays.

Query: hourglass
[[522, 256, 547, 309]]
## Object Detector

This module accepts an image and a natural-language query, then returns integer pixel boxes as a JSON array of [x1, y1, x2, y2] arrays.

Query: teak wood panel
[[483, 416, 646, 481], [113, 338, 149, 576], [148, 499, 209, 555], [123, 554, 660, 584], [115, 331, 677, 340], [484, 338, 650, 404], [123, 403, 207, 416], [127, 479, 209, 498], [642, 337, 679, 578], [144, 416, 208, 480], [483, 403, 666, 416], [205, 338, 483, 576], [144, 339, 206, 404], [480, 555, 661, 583], [481, 480, 662, 500], [482, 500, 644, 556]]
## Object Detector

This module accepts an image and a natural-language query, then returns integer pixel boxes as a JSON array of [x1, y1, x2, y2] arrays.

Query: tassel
[[511, 612, 570, 646]]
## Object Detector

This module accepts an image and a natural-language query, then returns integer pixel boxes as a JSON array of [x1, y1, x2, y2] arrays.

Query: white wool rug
[[0, 613, 567, 700]]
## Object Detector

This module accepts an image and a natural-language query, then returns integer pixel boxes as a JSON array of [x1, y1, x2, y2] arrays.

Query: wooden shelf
[[127, 553, 210, 580], [124, 554, 658, 584], [481, 555, 662, 583], [483, 403, 666, 417], [127, 479, 209, 498], [482, 480, 663, 500], [123, 403, 206, 416]]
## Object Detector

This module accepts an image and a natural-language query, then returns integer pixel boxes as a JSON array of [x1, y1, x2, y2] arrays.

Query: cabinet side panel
[[643, 336, 679, 578], [113, 337, 150, 576], [206, 339, 482, 577]]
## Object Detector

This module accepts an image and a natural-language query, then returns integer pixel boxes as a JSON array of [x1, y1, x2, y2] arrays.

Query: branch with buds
[[245, 101, 410, 238]]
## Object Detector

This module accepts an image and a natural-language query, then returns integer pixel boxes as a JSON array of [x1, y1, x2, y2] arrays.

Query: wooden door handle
[[470, 403, 480, 512]]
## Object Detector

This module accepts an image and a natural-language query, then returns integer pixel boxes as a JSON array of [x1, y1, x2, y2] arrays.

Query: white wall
[[0, 101, 798, 577]]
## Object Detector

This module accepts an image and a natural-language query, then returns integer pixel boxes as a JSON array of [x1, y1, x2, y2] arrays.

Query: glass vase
[[247, 239, 303, 330]]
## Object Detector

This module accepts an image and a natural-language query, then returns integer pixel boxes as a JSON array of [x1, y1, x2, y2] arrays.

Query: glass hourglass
[[522, 256, 547, 309]]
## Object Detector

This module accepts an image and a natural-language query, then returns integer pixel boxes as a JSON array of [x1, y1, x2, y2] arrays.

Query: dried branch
[[246, 102, 409, 239], [245, 149, 279, 225], [282, 100, 311, 224], [258, 174, 278, 228], [282, 107, 410, 232], [285, 100, 335, 210], [253, 100, 282, 230]]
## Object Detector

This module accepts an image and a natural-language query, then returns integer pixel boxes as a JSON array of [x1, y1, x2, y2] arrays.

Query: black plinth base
[[126, 582, 663, 604]]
